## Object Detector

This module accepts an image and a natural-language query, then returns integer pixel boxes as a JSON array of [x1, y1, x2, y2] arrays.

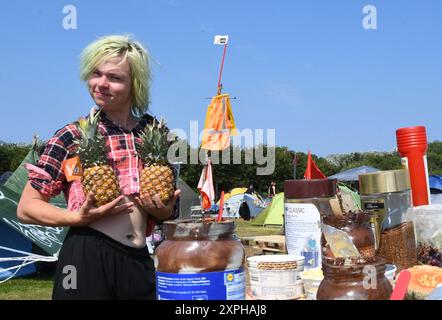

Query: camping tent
[[429, 175, 442, 192], [220, 187, 267, 219], [252, 192, 284, 226], [176, 178, 200, 219], [328, 166, 379, 181], [338, 184, 361, 212], [429, 175, 442, 204], [0, 144, 67, 281]]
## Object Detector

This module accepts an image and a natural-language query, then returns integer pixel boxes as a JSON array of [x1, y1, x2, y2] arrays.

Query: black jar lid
[[284, 179, 337, 199]]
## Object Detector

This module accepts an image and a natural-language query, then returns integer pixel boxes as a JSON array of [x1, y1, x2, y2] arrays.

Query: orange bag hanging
[[201, 94, 237, 151]]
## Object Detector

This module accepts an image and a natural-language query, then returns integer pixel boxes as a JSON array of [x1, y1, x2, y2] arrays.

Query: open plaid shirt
[[27, 111, 178, 234]]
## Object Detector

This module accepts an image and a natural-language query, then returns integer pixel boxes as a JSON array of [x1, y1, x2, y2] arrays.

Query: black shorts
[[52, 227, 156, 300]]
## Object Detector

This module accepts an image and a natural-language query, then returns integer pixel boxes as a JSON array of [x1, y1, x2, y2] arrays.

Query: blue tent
[[0, 222, 36, 280], [328, 166, 380, 181], [429, 175, 442, 191]]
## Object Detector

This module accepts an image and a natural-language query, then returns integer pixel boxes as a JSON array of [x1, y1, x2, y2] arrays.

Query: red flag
[[304, 150, 326, 179], [197, 160, 215, 210]]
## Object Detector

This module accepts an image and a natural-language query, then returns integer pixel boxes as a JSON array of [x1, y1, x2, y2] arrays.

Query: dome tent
[[328, 166, 380, 182], [218, 187, 267, 219], [252, 193, 284, 226]]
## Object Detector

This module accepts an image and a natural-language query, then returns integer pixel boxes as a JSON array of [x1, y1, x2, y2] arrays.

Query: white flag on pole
[[214, 35, 228, 45]]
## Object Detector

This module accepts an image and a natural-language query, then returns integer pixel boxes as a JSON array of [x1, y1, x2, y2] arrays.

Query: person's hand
[[134, 189, 181, 221], [74, 193, 133, 226]]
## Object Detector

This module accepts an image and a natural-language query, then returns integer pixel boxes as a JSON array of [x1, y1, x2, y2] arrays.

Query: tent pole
[[217, 43, 228, 95]]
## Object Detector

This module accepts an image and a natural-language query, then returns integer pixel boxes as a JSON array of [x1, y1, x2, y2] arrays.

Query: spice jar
[[284, 179, 338, 269], [155, 218, 245, 300], [359, 169, 418, 271], [317, 257, 392, 300]]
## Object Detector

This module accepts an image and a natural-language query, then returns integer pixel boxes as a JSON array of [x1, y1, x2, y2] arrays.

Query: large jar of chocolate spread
[[154, 218, 245, 300], [316, 256, 392, 300]]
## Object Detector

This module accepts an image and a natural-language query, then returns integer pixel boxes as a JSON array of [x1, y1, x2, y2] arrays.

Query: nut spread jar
[[155, 218, 245, 300], [316, 256, 392, 300]]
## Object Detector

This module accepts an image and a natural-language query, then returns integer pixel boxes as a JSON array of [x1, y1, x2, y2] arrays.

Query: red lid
[[396, 126, 427, 153], [284, 179, 337, 199]]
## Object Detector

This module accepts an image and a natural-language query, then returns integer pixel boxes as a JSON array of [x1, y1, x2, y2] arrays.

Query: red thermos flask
[[396, 126, 430, 207]]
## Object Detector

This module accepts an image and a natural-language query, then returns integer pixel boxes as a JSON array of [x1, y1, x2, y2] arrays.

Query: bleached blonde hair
[[80, 34, 151, 115]]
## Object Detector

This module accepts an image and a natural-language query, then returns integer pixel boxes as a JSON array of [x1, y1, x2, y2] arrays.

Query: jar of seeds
[[359, 169, 417, 272]]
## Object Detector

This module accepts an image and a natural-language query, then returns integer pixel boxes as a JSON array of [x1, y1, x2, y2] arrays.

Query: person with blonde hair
[[17, 35, 180, 300]]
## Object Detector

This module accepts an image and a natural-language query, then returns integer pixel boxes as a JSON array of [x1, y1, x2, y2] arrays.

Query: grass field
[[0, 219, 281, 300], [0, 269, 54, 300]]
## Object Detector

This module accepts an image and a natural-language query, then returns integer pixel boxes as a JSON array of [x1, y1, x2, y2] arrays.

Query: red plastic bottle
[[396, 126, 430, 207]]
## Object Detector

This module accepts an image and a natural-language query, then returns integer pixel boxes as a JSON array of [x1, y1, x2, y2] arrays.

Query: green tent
[[0, 142, 67, 256], [337, 183, 361, 212], [0, 142, 69, 280], [252, 192, 284, 226]]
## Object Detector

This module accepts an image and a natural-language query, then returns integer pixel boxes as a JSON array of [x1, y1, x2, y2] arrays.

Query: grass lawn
[[0, 269, 53, 300], [0, 219, 281, 300], [234, 219, 282, 237]]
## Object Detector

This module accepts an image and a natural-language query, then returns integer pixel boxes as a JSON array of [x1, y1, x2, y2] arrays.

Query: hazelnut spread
[[155, 219, 245, 300], [317, 257, 392, 300]]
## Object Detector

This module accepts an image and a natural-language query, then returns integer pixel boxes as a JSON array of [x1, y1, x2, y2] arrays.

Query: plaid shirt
[[27, 111, 178, 234]]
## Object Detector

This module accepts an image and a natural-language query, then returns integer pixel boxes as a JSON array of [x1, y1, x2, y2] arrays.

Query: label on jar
[[284, 203, 321, 269], [156, 268, 245, 300]]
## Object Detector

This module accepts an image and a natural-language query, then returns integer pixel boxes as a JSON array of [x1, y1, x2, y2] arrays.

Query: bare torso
[[89, 196, 148, 248]]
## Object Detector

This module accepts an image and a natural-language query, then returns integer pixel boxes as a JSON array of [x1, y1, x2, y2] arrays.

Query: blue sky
[[1, 0, 441, 157]]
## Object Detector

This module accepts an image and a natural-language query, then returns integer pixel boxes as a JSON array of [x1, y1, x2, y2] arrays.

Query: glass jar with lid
[[155, 218, 245, 300], [316, 256, 392, 300], [359, 169, 418, 271], [322, 211, 376, 259], [283, 179, 338, 269]]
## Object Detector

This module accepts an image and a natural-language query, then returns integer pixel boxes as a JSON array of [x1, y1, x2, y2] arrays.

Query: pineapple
[[138, 118, 175, 204], [74, 109, 120, 207]]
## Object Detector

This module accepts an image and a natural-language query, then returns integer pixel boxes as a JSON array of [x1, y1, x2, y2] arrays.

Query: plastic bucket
[[247, 255, 305, 300]]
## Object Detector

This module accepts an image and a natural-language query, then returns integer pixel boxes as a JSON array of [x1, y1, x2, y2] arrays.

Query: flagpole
[[217, 43, 228, 95]]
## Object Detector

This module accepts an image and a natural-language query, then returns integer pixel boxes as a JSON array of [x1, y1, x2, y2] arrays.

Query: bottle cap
[[284, 179, 337, 199], [396, 126, 428, 154], [359, 169, 410, 195]]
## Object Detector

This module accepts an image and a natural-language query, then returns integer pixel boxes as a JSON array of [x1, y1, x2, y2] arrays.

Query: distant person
[[268, 181, 277, 198], [245, 184, 255, 195]]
